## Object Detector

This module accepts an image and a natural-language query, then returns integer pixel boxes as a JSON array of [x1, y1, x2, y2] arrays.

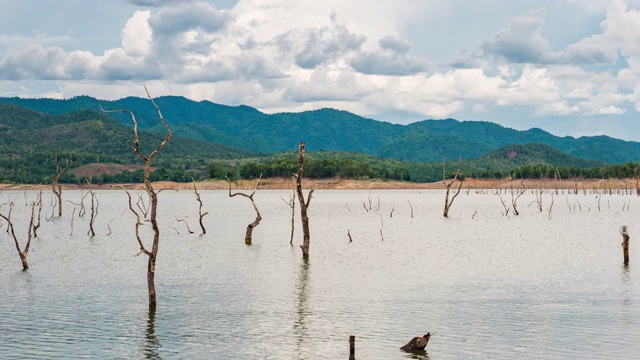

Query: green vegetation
[[1, 100, 639, 185], [4, 95, 640, 164], [0, 103, 253, 184]]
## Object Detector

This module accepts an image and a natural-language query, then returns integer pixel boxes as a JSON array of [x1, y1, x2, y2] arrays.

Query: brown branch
[[176, 216, 195, 234], [123, 188, 152, 257], [32, 190, 43, 237], [0, 202, 35, 270], [193, 182, 208, 235], [227, 175, 263, 244]]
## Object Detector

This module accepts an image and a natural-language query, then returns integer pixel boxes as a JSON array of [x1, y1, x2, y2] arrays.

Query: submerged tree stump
[[400, 333, 431, 352], [621, 225, 630, 265], [349, 335, 355, 356]]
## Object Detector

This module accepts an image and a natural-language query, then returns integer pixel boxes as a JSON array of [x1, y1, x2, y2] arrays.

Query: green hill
[[0, 103, 253, 183]]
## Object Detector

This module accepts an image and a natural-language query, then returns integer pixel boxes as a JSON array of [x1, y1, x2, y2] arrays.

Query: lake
[[0, 188, 639, 359]]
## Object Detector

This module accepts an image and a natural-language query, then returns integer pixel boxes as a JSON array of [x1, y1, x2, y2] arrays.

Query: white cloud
[[598, 105, 625, 114], [122, 10, 152, 57], [2, 0, 640, 138]]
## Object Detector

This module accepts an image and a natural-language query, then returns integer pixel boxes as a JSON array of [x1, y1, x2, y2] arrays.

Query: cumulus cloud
[[122, 10, 152, 56], [477, 8, 617, 65], [480, 9, 553, 64], [275, 23, 365, 69], [0, 44, 68, 80], [148, 2, 230, 36], [349, 35, 428, 75], [3, 0, 640, 130], [378, 35, 412, 53]]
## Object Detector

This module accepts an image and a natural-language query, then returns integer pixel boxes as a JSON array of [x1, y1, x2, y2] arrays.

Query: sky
[[2, 0, 640, 141]]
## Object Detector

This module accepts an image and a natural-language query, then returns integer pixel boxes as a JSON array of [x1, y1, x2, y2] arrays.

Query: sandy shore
[[0, 177, 637, 191]]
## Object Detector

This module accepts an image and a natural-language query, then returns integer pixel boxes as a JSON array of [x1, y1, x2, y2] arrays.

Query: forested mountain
[[0, 103, 253, 183], [3, 95, 639, 165]]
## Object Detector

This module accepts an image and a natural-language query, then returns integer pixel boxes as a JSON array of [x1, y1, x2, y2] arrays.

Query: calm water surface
[[0, 189, 639, 359]]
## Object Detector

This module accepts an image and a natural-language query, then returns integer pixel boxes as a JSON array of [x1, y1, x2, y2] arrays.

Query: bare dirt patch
[[71, 163, 148, 178]]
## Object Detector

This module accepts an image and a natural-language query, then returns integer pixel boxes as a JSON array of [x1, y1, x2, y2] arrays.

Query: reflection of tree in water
[[404, 349, 430, 360], [142, 307, 162, 360], [622, 263, 631, 306], [294, 261, 310, 357]]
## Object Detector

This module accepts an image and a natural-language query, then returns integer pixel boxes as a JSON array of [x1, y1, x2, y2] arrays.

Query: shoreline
[[0, 177, 637, 191]]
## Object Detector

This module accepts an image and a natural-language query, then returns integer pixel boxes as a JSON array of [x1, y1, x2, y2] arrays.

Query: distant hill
[[2, 95, 639, 165], [467, 143, 603, 171]]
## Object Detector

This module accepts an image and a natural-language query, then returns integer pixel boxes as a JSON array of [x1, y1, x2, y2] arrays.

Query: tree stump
[[400, 333, 431, 352]]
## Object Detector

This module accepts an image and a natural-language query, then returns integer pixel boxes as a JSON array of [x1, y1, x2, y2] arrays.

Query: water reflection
[[403, 349, 430, 360], [621, 263, 631, 306], [142, 306, 162, 359], [294, 260, 310, 357]]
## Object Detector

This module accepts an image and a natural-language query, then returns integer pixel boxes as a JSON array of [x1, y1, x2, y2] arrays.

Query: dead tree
[[281, 189, 296, 245], [176, 216, 194, 234], [102, 86, 172, 309], [442, 155, 463, 218], [3, 199, 14, 233], [0, 202, 36, 270], [52, 152, 73, 217], [32, 190, 43, 237], [70, 207, 76, 236], [497, 193, 510, 216], [193, 183, 209, 235], [227, 175, 262, 245], [621, 225, 630, 265], [87, 190, 98, 237], [510, 180, 525, 215], [294, 142, 314, 259]]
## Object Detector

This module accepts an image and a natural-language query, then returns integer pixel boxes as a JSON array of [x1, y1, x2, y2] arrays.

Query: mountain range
[[1, 95, 638, 166]]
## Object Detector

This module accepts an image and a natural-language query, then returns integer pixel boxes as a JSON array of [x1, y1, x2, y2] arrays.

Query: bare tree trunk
[[88, 190, 98, 237], [294, 142, 314, 259], [32, 190, 43, 237], [102, 86, 171, 309], [621, 226, 630, 265], [0, 202, 35, 270], [510, 180, 525, 215], [52, 152, 73, 217], [441, 153, 463, 218], [193, 183, 209, 235], [281, 189, 296, 245], [227, 176, 262, 245]]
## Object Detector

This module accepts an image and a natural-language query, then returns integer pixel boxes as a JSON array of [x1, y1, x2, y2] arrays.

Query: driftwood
[[400, 333, 431, 352]]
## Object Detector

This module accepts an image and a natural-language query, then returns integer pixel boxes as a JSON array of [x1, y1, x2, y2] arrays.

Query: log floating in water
[[400, 332, 431, 352]]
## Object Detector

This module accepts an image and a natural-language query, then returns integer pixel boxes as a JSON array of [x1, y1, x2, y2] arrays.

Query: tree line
[[2, 151, 639, 186]]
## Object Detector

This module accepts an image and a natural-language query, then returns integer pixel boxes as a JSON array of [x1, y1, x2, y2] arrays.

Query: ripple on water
[[1, 189, 640, 359]]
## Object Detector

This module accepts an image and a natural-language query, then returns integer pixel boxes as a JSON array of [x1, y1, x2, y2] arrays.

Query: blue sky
[[2, 0, 640, 141]]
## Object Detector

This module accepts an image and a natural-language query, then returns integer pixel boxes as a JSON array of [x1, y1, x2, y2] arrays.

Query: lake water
[[0, 188, 639, 359]]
